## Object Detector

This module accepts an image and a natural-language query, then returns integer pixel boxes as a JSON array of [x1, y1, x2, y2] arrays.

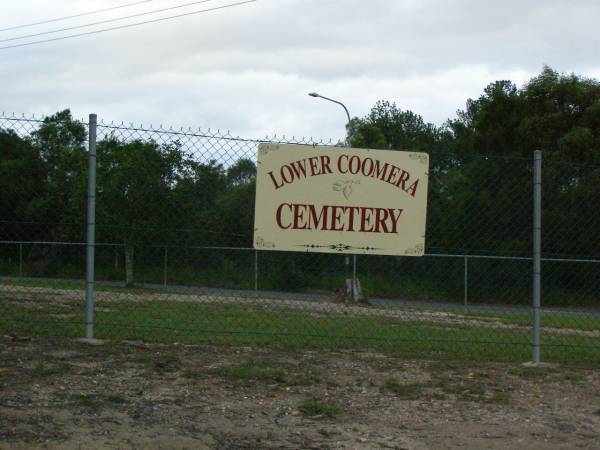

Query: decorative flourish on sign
[[404, 243, 425, 255], [297, 243, 381, 253], [255, 237, 276, 248], [409, 153, 428, 164], [332, 179, 360, 199], [259, 144, 280, 156]]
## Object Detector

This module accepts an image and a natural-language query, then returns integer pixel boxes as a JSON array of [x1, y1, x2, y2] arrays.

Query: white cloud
[[1, 0, 599, 140]]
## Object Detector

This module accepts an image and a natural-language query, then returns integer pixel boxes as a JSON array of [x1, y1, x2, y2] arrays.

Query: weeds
[[380, 379, 424, 398], [299, 397, 343, 417], [152, 354, 180, 373], [214, 359, 320, 386]]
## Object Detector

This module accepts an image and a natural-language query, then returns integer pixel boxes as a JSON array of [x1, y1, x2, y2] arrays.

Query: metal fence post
[[532, 150, 542, 363], [464, 255, 468, 307], [85, 114, 97, 339]]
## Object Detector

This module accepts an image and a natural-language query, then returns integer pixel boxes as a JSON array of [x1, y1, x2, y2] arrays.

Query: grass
[[2, 280, 600, 366], [65, 392, 129, 409], [0, 277, 166, 295], [32, 355, 70, 378], [152, 355, 181, 373], [180, 357, 322, 386], [298, 397, 343, 417], [461, 309, 600, 332], [424, 362, 512, 403], [211, 359, 320, 386], [380, 379, 424, 398], [215, 360, 287, 384]]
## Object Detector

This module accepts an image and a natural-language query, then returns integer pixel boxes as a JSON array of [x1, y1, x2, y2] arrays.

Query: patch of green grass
[[425, 364, 512, 404], [457, 383, 487, 402], [426, 360, 473, 374], [380, 379, 424, 398], [298, 397, 343, 417], [216, 360, 287, 384], [67, 392, 128, 409], [32, 355, 70, 378], [71, 393, 100, 408], [181, 368, 204, 379], [487, 389, 511, 404], [2, 281, 600, 366], [152, 355, 181, 373], [0, 364, 16, 389], [213, 359, 320, 386], [429, 375, 487, 402], [106, 394, 128, 404], [462, 309, 600, 332], [425, 362, 502, 403], [561, 372, 585, 383], [507, 366, 554, 379], [56, 392, 129, 411]]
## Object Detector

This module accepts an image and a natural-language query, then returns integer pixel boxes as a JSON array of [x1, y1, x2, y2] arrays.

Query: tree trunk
[[125, 244, 135, 287]]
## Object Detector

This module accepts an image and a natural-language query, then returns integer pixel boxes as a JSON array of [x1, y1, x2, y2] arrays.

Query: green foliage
[[380, 379, 423, 398], [227, 158, 256, 185], [448, 66, 600, 163], [3, 287, 600, 365], [0, 129, 46, 240], [298, 397, 343, 417], [1, 66, 600, 293], [348, 100, 446, 152], [31, 110, 88, 239]]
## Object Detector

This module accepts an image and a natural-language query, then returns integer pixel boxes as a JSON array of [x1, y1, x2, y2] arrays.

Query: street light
[[308, 92, 360, 302], [308, 92, 351, 123]]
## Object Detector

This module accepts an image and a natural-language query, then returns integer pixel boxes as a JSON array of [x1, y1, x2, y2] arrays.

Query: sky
[[1, 0, 599, 141]]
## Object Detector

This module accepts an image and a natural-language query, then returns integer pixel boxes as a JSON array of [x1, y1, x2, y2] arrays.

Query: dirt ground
[[0, 335, 599, 450]]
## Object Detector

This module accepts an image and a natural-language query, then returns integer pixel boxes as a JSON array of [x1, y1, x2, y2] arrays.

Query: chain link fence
[[1, 112, 599, 364]]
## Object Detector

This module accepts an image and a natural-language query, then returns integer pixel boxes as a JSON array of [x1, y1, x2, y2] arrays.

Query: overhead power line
[[0, 0, 156, 33], [1, 0, 217, 44], [0, 0, 257, 51]]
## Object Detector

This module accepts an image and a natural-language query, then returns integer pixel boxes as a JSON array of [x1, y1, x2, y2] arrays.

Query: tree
[[170, 159, 228, 246], [226, 158, 256, 186], [0, 129, 46, 241], [447, 67, 600, 257], [448, 80, 521, 156], [30, 110, 88, 242], [347, 100, 445, 151], [449, 66, 600, 162], [95, 138, 187, 286]]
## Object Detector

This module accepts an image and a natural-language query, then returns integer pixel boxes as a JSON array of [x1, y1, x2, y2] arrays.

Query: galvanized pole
[[532, 150, 542, 363], [19, 243, 23, 276], [85, 114, 97, 339], [463, 256, 468, 307]]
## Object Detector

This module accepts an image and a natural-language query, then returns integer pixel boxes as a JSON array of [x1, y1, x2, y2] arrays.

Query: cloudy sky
[[1, 0, 599, 141]]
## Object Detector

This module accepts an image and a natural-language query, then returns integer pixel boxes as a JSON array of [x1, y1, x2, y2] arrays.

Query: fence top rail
[[97, 121, 340, 146], [0, 240, 122, 247], [2, 240, 600, 264]]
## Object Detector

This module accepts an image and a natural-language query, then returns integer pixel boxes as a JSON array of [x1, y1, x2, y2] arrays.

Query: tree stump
[[345, 278, 364, 303]]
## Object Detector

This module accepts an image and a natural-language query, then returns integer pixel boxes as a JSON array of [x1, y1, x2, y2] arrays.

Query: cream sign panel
[[253, 144, 429, 256]]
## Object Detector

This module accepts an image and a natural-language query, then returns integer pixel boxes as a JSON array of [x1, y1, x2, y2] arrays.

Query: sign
[[253, 144, 429, 256]]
